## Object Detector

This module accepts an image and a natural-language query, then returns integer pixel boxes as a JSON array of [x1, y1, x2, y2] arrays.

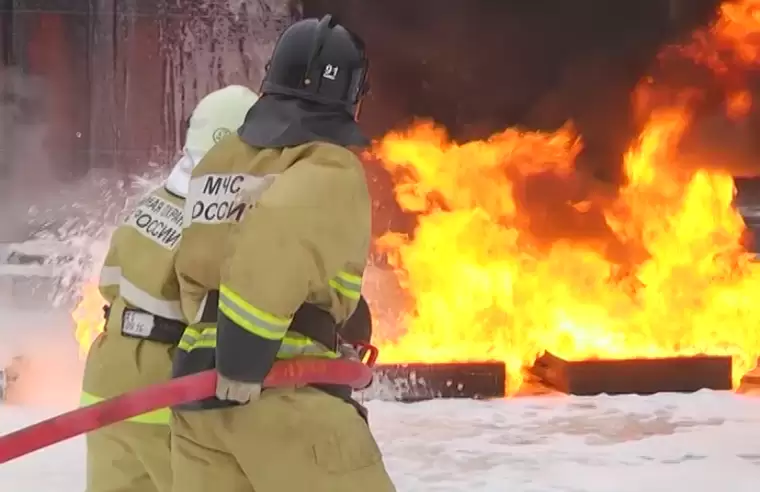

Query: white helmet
[[165, 85, 259, 197]]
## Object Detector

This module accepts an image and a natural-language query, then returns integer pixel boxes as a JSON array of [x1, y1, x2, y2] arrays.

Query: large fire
[[71, 0, 760, 393], [370, 0, 760, 390]]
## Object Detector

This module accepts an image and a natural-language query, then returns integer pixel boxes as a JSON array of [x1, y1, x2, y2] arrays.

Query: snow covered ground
[[1, 306, 760, 490], [2, 375, 760, 489]]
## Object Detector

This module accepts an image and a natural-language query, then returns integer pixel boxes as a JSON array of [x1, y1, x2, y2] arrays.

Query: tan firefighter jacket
[[81, 186, 185, 422], [173, 134, 371, 386], [99, 187, 185, 326]]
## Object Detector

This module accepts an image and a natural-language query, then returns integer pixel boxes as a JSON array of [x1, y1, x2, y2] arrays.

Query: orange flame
[[677, 0, 760, 73], [726, 89, 752, 119], [372, 110, 760, 391], [370, 1, 760, 391], [69, 1, 760, 394], [72, 279, 105, 359]]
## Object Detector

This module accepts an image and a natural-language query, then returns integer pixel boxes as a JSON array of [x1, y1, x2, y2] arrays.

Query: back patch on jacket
[[125, 194, 183, 250], [184, 173, 276, 227]]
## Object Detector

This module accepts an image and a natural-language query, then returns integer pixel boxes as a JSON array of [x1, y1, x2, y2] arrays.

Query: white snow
[[369, 392, 760, 491], [2, 361, 760, 490]]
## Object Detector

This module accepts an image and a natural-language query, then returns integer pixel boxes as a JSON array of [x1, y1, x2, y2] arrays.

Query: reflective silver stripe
[[218, 286, 291, 340], [335, 272, 362, 292], [277, 338, 339, 359], [119, 276, 184, 321], [178, 326, 216, 352], [177, 325, 338, 359], [99, 266, 121, 287], [99, 267, 183, 321], [328, 271, 363, 300]]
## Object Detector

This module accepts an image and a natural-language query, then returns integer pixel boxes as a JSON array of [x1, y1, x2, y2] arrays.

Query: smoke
[[0, 67, 54, 242], [0, 63, 121, 405], [0, 0, 299, 405], [299, 0, 726, 243], [0, 0, 299, 298], [303, 1, 705, 139], [0, 63, 147, 407]]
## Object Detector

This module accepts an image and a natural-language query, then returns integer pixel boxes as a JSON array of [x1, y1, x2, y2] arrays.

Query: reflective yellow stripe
[[178, 324, 337, 359], [218, 285, 291, 340], [79, 391, 170, 425], [328, 270, 363, 300], [177, 325, 216, 352], [277, 332, 340, 359]]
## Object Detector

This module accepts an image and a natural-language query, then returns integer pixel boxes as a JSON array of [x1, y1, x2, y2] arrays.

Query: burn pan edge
[[528, 351, 733, 396], [369, 361, 507, 402]]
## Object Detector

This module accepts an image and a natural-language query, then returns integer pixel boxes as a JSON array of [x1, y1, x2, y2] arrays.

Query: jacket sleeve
[[215, 158, 365, 383], [98, 233, 121, 304], [340, 295, 372, 344]]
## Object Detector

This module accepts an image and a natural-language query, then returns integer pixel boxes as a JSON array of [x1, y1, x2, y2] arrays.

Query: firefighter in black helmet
[[169, 15, 396, 492], [262, 15, 368, 110], [238, 14, 370, 148]]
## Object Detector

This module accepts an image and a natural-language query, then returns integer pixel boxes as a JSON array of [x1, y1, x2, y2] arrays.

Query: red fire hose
[[0, 347, 378, 465]]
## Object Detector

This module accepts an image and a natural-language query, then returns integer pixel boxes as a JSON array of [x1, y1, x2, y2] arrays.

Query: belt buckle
[[122, 310, 156, 338]]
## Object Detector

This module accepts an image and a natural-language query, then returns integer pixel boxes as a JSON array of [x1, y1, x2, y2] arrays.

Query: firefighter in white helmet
[[81, 85, 259, 492]]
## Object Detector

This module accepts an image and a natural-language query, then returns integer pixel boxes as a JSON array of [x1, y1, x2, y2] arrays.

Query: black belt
[[104, 304, 185, 345], [199, 290, 339, 351]]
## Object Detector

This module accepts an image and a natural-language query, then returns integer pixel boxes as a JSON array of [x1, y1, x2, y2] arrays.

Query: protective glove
[[215, 373, 262, 403], [338, 342, 361, 361]]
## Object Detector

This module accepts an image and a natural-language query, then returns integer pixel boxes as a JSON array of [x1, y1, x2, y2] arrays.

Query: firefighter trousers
[[86, 421, 172, 492], [170, 386, 396, 492]]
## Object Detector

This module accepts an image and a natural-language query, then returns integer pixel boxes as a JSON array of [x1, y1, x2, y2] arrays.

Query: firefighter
[[81, 84, 260, 492], [170, 15, 396, 492]]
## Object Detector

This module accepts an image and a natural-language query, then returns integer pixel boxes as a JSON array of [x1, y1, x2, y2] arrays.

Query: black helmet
[[260, 15, 369, 117]]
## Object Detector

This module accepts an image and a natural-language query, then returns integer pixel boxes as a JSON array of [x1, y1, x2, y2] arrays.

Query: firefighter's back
[[170, 15, 395, 492], [172, 133, 393, 492], [82, 185, 185, 492], [176, 133, 370, 327]]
